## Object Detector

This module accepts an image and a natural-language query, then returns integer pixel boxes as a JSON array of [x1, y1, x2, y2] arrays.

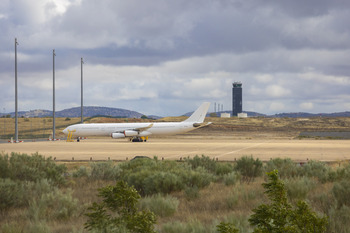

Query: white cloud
[[265, 85, 291, 98], [300, 102, 314, 110], [269, 102, 285, 112]]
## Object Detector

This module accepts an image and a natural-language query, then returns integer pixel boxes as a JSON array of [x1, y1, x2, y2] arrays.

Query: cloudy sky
[[1, 0, 350, 116]]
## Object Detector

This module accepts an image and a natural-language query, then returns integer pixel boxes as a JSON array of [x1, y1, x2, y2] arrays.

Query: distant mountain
[[270, 112, 350, 118], [2, 107, 350, 119], [3, 106, 144, 119]]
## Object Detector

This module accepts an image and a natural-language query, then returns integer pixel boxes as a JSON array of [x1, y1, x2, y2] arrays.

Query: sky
[[1, 0, 350, 116]]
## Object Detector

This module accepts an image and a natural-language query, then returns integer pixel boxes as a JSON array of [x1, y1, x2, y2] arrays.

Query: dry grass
[[1, 116, 349, 140]]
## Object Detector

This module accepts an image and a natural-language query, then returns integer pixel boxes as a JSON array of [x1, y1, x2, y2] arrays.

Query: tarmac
[[1, 137, 350, 162]]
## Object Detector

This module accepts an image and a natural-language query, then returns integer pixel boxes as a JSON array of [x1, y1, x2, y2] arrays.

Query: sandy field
[[1, 137, 349, 162]]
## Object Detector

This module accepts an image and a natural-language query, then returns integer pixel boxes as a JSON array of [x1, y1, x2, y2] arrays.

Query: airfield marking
[[216, 140, 273, 158]]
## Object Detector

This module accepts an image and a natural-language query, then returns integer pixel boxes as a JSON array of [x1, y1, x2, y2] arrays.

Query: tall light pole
[[53, 49, 56, 140], [3, 108, 5, 140], [81, 57, 84, 123], [15, 38, 19, 142]]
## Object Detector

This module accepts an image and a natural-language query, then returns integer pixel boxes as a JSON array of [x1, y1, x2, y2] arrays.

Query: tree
[[85, 181, 156, 232], [249, 170, 328, 233]]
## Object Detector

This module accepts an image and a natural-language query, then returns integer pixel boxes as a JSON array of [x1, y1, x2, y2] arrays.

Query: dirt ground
[[1, 136, 349, 162], [1, 117, 349, 162]]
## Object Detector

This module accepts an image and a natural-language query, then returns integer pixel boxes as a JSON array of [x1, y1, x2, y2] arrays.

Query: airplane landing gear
[[132, 137, 143, 142], [131, 136, 148, 142]]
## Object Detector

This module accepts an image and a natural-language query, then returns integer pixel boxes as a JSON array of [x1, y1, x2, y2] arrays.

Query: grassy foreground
[[1, 152, 350, 232]]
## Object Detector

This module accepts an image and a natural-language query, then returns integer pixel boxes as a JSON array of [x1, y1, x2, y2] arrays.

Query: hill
[[3, 106, 144, 119]]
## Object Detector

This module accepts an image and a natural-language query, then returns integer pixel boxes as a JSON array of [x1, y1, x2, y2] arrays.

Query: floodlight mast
[[53, 49, 56, 140], [15, 38, 18, 142], [81, 57, 84, 123]]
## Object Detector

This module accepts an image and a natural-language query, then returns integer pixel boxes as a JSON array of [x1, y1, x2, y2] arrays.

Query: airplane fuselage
[[63, 122, 196, 137], [63, 102, 211, 141]]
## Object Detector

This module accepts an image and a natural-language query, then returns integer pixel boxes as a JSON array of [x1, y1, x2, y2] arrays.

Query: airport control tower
[[232, 82, 242, 116]]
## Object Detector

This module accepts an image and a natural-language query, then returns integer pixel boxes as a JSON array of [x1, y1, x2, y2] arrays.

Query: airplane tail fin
[[184, 102, 210, 123]]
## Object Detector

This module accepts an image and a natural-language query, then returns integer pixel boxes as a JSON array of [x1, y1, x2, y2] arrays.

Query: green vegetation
[[85, 180, 156, 232], [1, 152, 350, 232]]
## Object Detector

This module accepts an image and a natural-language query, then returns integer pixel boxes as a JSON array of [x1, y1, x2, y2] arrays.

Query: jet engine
[[111, 133, 125, 139], [123, 130, 138, 137], [111, 130, 140, 139]]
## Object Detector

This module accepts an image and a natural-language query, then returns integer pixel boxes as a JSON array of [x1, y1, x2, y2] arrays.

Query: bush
[[139, 194, 179, 217], [185, 155, 217, 173], [0, 152, 67, 185], [143, 172, 183, 195], [215, 163, 234, 176], [332, 180, 350, 208], [335, 163, 350, 181], [72, 166, 89, 178], [0, 178, 26, 211], [28, 188, 79, 221], [123, 159, 213, 196], [265, 158, 300, 179], [235, 156, 263, 183], [180, 167, 213, 189], [223, 172, 240, 186], [301, 160, 332, 183], [89, 161, 121, 180], [284, 177, 316, 201]]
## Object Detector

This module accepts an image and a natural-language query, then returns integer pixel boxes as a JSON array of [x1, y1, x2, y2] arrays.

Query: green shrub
[[301, 160, 331, 183], [0, 152, 67, 185], [72, 166, 89, 178], [0, 178, 26, 211], [235, 156, 263, 183], [223, 172, 240, 186], [123, 160, 213, 196], [215, 163, 234, 176], [89, 161, 121, 180], [180, 167, 213, 189], [185, 155, 217, 173], [265, 158, 300, 179], [332, 180, 350, 208], [143, 172, 183, 195], [335, 163, 350, 181], [28, 188, 79, 221], [0, 153, 10, 178], [139, 194, 179, 217], [284, 177, 317, 201]]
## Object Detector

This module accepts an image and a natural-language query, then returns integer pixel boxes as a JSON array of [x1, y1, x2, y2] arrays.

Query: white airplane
[[62, 102, 211, 142]]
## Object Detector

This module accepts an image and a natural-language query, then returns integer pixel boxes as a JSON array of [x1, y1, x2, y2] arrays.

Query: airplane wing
[[193, 122, 212, 128], [134, 123, 154, 132]]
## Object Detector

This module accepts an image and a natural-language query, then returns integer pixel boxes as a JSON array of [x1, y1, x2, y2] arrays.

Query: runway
[[1, 137, 349, 162]]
